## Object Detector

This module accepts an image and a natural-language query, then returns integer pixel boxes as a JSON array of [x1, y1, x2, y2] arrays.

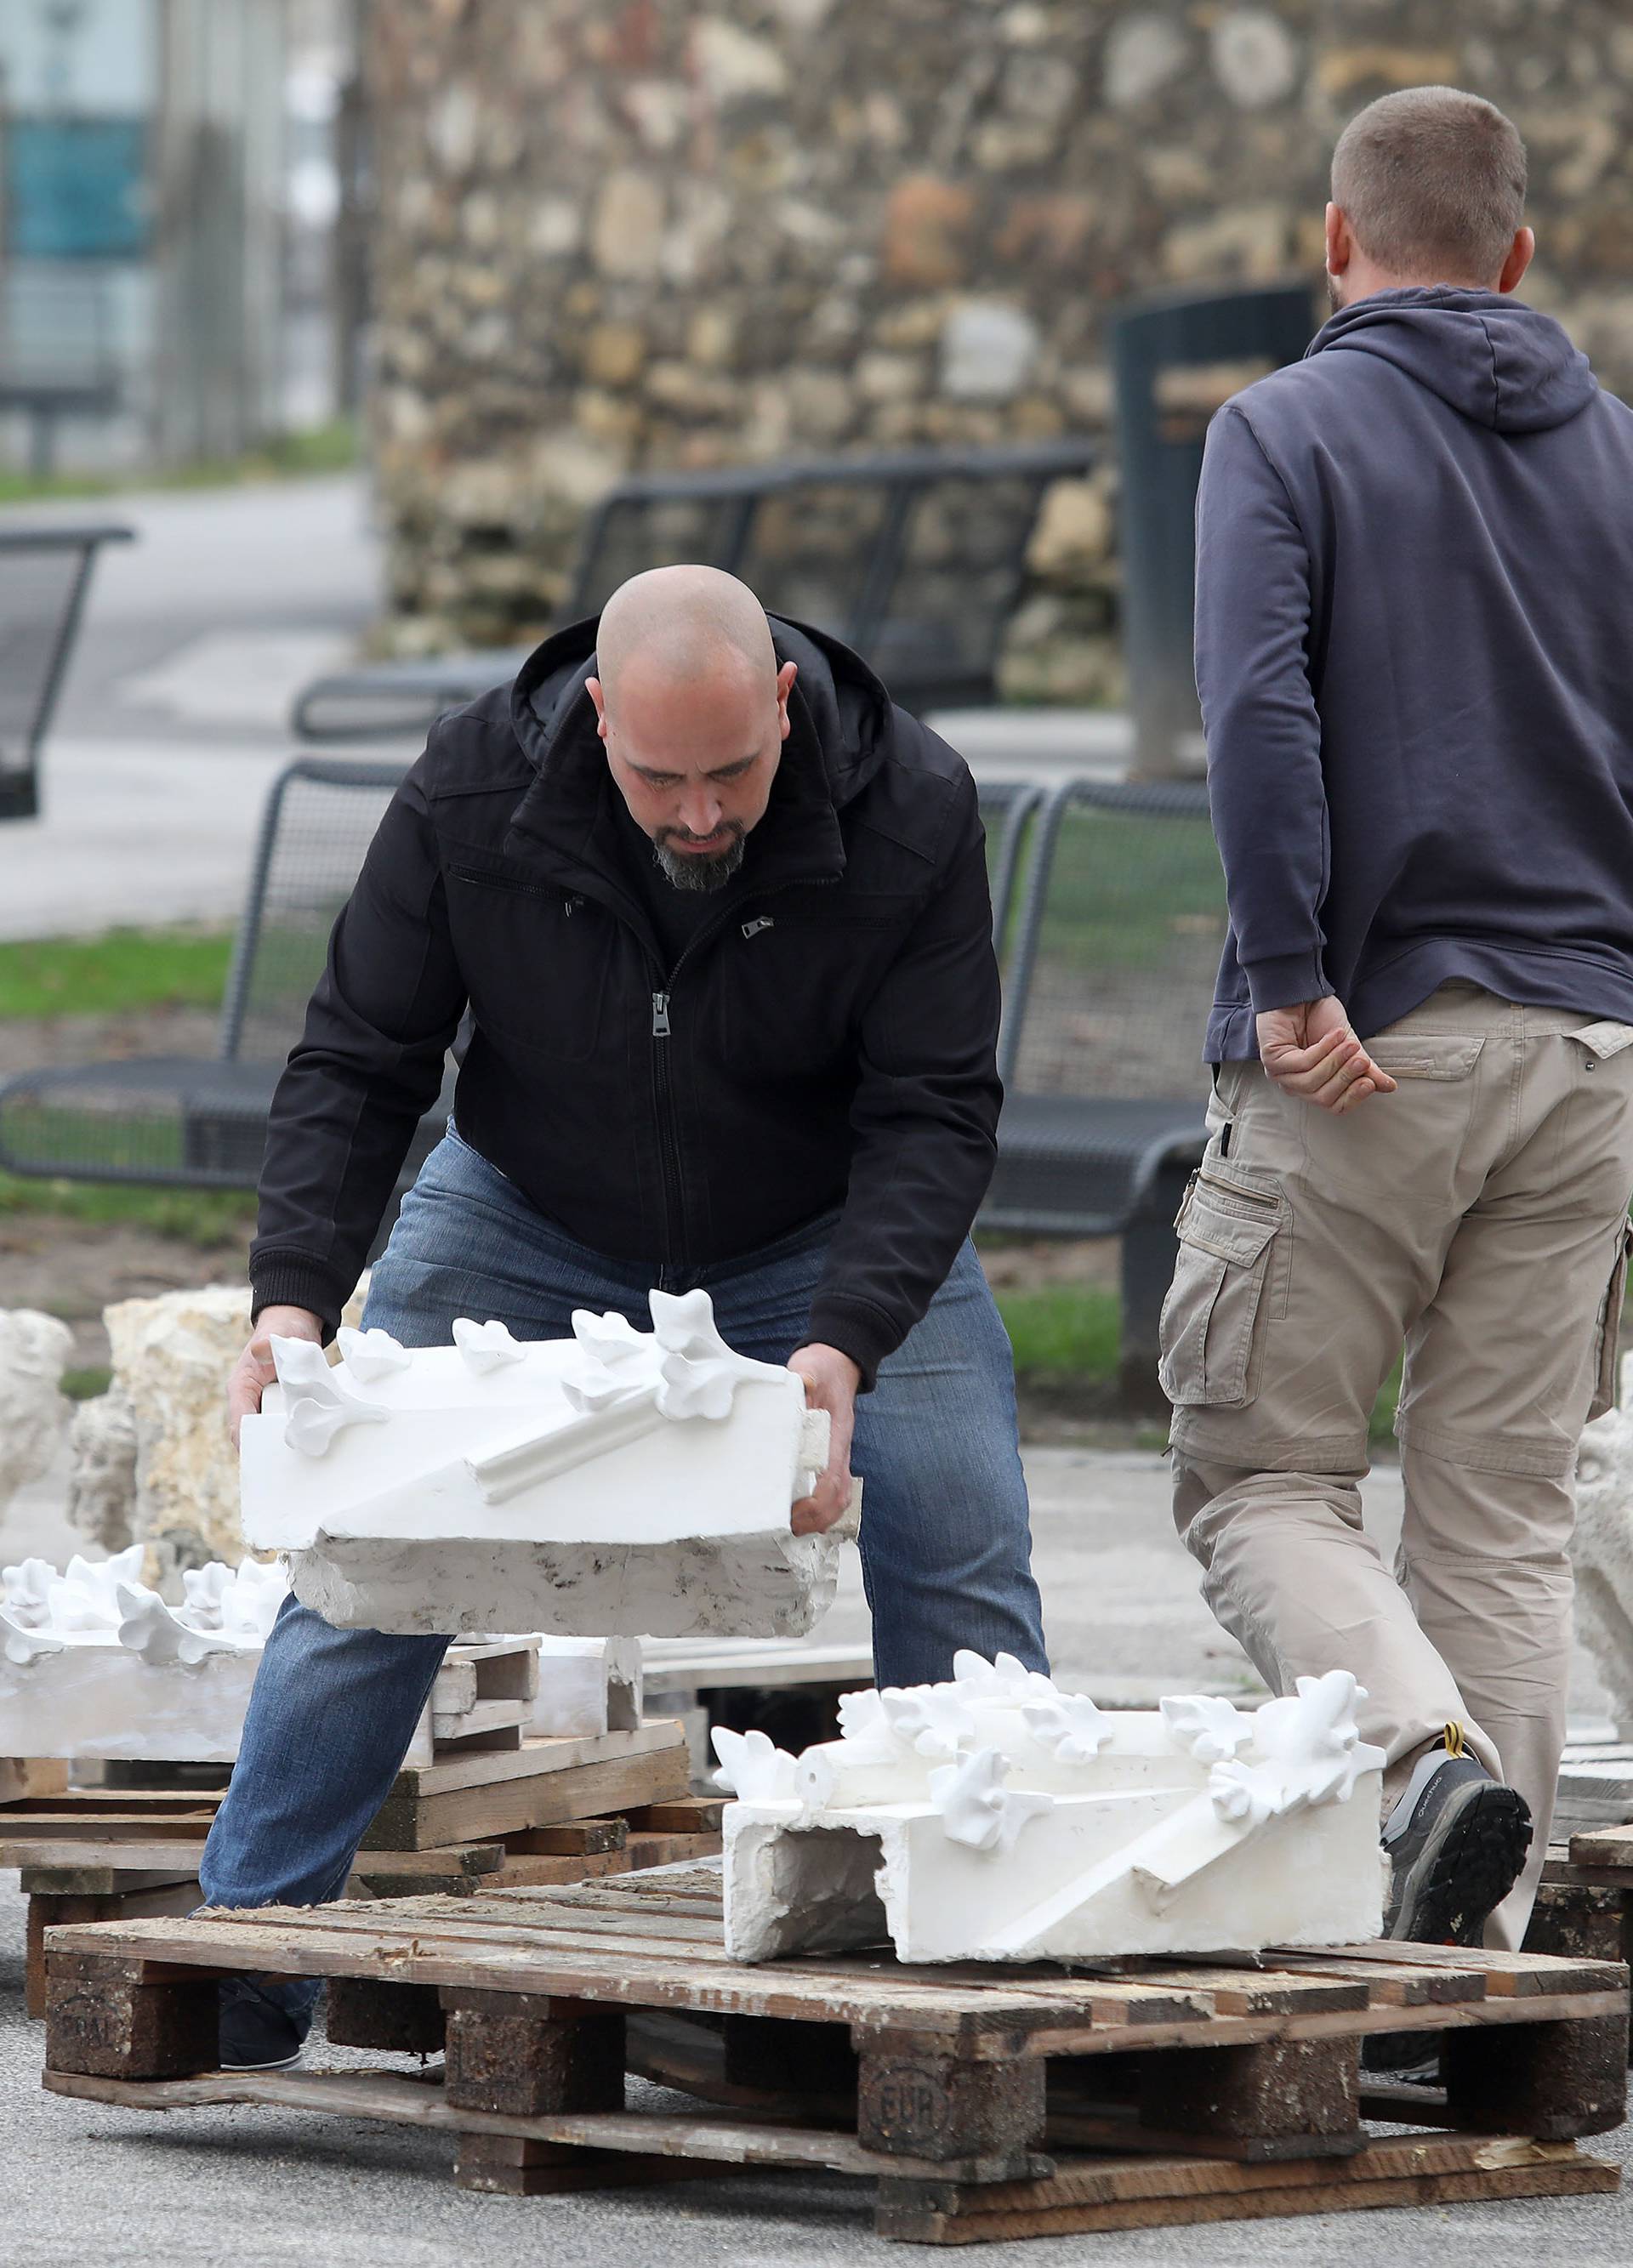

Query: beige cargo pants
[[1164, 984, 1633, 1947]]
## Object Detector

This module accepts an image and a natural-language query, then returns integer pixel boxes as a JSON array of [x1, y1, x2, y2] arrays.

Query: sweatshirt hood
[[1308, 287, 1596, 435]]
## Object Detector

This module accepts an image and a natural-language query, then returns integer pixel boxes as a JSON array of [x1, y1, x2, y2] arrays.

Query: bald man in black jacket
[[207, 566, 1046, 2070]]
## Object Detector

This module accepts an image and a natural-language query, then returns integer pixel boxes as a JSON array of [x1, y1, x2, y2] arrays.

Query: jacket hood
[[509, 607, 895, 810], [1308, 287, 1596, 435]]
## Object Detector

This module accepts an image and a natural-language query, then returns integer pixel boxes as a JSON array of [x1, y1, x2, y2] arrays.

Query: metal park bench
[[0, 524, 134, 820], [291, 439, 1096, 742], [978, 777, 1044, 962], [0, 759, 449, 1222], [982, 778, 1226, 1407]]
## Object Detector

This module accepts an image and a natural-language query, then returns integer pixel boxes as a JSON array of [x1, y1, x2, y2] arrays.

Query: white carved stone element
[[1572, 1352, 1633, 1734], [0, 1549, 284, 1761], [0, 1310, 74, 1515], [242, 1290, 847, 1640], [716, 1655, 1385, 1964], [0, 1549, 640, 1760]]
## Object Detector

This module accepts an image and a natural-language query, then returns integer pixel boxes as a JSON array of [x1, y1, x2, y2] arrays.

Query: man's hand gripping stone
[[229, 1305, 324, 1449], [786, 1341, 861, 1536]]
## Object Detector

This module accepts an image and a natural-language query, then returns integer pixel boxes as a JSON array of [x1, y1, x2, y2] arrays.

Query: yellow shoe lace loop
[[1443, 1721, 1466, 1759]]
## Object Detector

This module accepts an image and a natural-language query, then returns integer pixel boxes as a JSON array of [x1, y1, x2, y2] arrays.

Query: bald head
[[585, 565, 797, 894], [595, 565, 777, 708]]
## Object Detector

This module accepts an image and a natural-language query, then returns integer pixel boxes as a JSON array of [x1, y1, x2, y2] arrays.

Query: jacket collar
[[501, 623, 856, 908]]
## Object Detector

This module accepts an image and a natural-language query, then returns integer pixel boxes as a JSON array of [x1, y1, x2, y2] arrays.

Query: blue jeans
[[200, 1127, 1044, 1911]]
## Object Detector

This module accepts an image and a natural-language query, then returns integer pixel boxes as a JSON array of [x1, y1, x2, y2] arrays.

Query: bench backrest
[[998, 779, 1226, 1100], [977, 779, 1043, 962], [0, 526, 132, 808], [567, 441, 1095, 710], [221, 758, 411, 1063]]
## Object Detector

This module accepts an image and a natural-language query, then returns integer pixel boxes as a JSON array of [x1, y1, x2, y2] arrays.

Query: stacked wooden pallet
[[2, 1709, 704, 2018], [39, 1863, 1628, 2241]]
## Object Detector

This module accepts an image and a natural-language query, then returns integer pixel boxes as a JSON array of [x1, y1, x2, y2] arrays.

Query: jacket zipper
[[647, 878, 834, 1258]]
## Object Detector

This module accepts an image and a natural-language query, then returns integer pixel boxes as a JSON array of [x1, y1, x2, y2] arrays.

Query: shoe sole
[[218, 2049, 305, 2072], [1386, 1781, 1532, 1946]]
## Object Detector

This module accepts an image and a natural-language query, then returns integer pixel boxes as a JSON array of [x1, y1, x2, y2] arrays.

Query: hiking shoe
[[1381, 1738, 1532, 1947], [218, 1976, 315, 2072]]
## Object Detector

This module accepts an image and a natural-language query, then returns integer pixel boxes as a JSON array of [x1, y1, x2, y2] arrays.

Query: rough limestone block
[[0, 1310, 74, 1515], [717, 1654, 1385, 1964], [242, 1289, 844, 1639], [65, 1389, 139, 1552], [71, 1279, 369, 1569]]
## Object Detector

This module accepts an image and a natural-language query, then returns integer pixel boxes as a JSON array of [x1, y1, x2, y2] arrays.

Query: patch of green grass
[[996, 1283, 1122, 1385], [0, 1171, 254, 1248], [61, 1366, 112, 1401], [0, 929, 235, 1020], [0, 418, 357, 508]]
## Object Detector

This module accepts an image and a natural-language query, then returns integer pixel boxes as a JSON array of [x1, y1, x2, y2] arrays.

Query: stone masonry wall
[[366, 1, 1633, 697]]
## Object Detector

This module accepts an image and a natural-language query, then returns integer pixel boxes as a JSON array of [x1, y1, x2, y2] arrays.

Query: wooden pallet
[[40, 1866, 1627, 2240], [3, 1724, 707, 2020]]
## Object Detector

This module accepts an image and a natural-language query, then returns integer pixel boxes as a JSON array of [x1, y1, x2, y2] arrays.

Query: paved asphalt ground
[[2, 1451, 1629, 2265]]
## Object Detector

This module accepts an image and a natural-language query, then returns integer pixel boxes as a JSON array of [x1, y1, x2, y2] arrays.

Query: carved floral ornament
[[271, 1288, 797, 1463], [0, 1548, 287, 1673], [714, 1651, 1384, 1866]]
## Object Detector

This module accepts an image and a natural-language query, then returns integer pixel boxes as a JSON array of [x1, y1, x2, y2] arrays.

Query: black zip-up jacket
[[248, 613, 1002, 1389]]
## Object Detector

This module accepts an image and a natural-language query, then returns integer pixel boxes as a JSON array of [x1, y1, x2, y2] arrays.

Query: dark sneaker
[[1381, 1742, 1532, 1947], [218, 1976, 315, 2072]]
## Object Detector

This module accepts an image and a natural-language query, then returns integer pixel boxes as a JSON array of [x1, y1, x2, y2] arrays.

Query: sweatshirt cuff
[[1239, 949, 1332, 1016], [248, 1253, 346, 1341], [803, 1294, 902, 1396]]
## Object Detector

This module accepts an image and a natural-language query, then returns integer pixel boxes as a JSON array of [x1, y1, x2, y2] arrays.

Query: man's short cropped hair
[[1331, 86, 1528, 283]]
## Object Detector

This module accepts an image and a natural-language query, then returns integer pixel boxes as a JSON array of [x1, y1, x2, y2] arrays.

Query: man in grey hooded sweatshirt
[[1169, 85, 1633, 1953]]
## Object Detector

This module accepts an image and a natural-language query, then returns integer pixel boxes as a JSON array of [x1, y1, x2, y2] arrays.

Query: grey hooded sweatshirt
[[1195, 286, 1633, 1060]]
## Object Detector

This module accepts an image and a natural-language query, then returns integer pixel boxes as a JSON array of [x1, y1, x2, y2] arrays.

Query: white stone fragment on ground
[[241, 1289, 845, 1640], [1573, 1351, 1633, 1736], [716, 1652, 1385, 1964], [0, 1310, 74, 1515]]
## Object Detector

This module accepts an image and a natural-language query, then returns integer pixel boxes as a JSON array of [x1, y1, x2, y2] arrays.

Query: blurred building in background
[[0, 0, 360, 475], [361, 0, 1633, 700]]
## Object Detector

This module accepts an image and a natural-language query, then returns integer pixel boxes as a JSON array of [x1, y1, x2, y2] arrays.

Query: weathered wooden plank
[[40, 2066, 1051, 2184], [486, 1853, 634, 1890], [1569, 1823, 1633, 1870], [504, 1819, 628, 1856], [1272, 1941, 1624, 1998], [1264, 1953, 1487, 2007], [873, 2133, 1619, 2239], [364, 1747, 691, 1850], [0, 1757, 70, 1804], [389, 1722, 686, 1799]]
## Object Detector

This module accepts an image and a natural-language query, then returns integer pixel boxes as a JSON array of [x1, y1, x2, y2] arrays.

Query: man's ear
[[1325, 202, 1352, 280], [776, 659, 798, 741], [1498, 226, 1534, 295], [585, 674, 609, 742]]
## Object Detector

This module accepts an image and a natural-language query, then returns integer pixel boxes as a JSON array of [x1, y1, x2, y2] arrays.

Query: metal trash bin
[[1111, 284, 1316, 779]]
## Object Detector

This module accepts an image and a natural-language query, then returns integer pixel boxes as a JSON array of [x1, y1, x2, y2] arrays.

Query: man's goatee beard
[[653, 833, 747, 893]]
